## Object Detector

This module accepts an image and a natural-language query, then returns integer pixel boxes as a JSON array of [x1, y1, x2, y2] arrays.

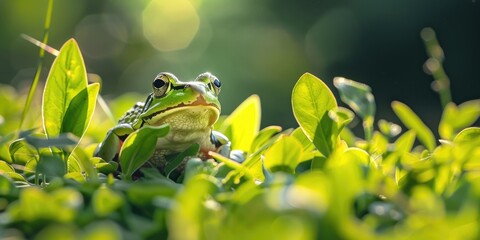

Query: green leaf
[[0, 174, 18, 197], [43, 39, 99, 139], [334, 77, 376, 141], [263, 135, 303, 174], [37, 154, 66, 178], [68, 147, 98, 180], [0, 160, 15, 172], [165, 143, 200, 178], [9, 139, 38, 165], [92, 187, 124, 217], [392, 101, 436, 151], [250, 126, 282, 153], [219, 95, 261, 152], [394, 130, 416, 154], [378, 119, 402, 138], [119, 124, 170, 180], [454, 127, 480, 144], [292, 73, 337, 157], [439, 100, 480, 140], [333, 77, 376, 120], [25, 133, 78, 149]]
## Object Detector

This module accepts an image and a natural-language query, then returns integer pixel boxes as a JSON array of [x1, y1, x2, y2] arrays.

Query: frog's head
[[139, 72, 221, 131]]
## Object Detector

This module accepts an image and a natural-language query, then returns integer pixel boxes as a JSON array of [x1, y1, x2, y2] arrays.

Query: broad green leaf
[[126, 181, 178, 206], [291, 128, 318, 162], [219, 95, 261, 152], [81, 221, 123, 240], [0, 174, 18, 197], [454, 127, 480, 144], [168, 175, 219, 240], [369, 132, 388, 156], [92, 187, 124, 217], [378, 119, 402, 138], [9, 139, 38, 165], [263, 135, 303, 174], [392, 101, 436, 151], [292, 73, 337, 157], [68, 147, 98, 180], [242, 129, 289, 181], [329, 107, 354, 133], [165, 143, 199, 178], [394, 130, 416, 154], [43, 39, 99, 139], [439, 100, 480, 140], [250, 126, 282, 153], [333, 77, 376, 120], [61, 83, 100, 138], [334, 77, 375, 140], [37, 154, 66, 178], [119, 124, 170, 180], [0, 160, 15, 172], [25, 133, 78, 149]]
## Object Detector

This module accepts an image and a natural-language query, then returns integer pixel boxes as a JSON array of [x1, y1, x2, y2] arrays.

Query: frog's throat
[[142, 105, 219, 130]]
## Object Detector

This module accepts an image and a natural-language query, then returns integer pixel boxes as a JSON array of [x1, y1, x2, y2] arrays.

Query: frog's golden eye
[[152, 75, 170, 97], [210, 77, 221, 95]]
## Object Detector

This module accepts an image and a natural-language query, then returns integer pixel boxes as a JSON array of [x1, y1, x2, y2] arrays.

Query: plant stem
[[18, 0, 54, 131], [421, 28, 452, 108]]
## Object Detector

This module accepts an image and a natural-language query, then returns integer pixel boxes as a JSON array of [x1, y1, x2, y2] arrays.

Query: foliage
[[0, 38, 480, 240]]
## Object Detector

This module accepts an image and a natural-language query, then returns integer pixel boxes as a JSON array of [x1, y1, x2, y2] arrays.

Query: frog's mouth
[[142, 96, 220, 130]]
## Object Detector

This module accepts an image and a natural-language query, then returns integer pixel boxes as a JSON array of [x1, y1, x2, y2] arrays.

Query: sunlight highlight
[[142, 0, 200, 51]]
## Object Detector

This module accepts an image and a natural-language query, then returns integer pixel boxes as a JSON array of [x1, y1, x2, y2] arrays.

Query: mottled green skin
[[95, 72, 230, 172]]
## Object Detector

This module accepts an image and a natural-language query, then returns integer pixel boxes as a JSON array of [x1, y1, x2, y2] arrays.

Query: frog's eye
[[152, 76, 170, 97], [210, 77, 221, 95]]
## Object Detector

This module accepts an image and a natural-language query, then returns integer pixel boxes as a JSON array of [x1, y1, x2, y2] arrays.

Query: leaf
[[263, 135, 303, 174], [392, 101, 436, 151], [9, 139, 39, 165], [37, 154, 66, 178], [92, 187, 124, 217], [292, 73, 337, 157], [378, 119, 402, 138], [61, 83, 100, 138], [25, 133, 78, 149], [68, 147, 98, 180], [0, 160, 15, 172], [219, 95, 261, 152], [43, 39, 99, 139], [119, 124, 170, 180], [394, 130, 416, 154], [333, 77, 376, 120], [454, 127, 480, 144], [165, 143, 200, 178], [439, 100, 480, 140], [250, 126, 282, 153]]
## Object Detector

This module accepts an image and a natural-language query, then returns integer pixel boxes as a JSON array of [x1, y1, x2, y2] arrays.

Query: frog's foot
[[229, 150, 246, 163]]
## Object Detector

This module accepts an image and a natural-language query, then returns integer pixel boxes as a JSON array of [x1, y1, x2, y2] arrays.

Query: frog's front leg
[[212, 131, 245, 163], [95, 124, 135, 161]]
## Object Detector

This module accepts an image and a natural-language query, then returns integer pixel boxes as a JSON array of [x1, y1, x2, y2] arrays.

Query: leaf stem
[[18, 0, 54, 131]]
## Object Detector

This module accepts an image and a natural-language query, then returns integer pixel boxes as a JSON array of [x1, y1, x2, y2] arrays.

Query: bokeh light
[[142, 0, 200, 51]]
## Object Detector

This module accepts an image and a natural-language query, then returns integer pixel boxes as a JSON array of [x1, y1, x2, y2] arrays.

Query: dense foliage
[[0, 38, 479, 240]]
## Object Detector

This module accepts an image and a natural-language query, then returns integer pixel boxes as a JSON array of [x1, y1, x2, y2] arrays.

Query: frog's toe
[[230, 150, 246, 163]]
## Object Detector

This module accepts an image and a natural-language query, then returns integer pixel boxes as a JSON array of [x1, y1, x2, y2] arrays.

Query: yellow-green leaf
[[119, 124, 170, 180], [439, 100, 480, 140], [219, 95, 261, 152], [43, 39, 98, 140], [263, 135, 303, 174], [292, 73, 337, 156], [392, 101, 436, 151]]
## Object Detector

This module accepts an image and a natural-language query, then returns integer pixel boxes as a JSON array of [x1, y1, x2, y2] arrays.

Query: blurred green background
[[0, 0, 479, 131]]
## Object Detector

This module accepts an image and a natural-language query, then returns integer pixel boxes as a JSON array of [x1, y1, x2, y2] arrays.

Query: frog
[[94, 72, 231, 173]]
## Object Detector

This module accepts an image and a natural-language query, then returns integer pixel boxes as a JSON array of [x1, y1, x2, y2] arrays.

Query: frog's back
[[118, 102, 145, 125]]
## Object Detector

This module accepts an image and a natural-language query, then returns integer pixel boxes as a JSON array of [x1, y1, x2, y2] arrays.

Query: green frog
[[95, 72, 231, 172]]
